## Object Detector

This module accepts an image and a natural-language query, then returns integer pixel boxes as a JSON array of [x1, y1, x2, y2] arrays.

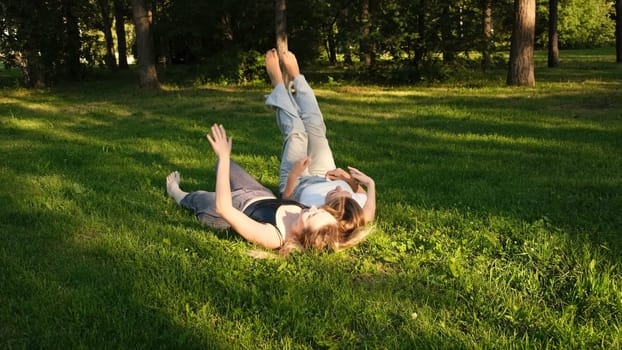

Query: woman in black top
[[167, 124, 367, 256]]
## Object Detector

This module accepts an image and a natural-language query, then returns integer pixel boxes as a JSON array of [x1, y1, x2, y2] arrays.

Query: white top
[[299, 179, 367, 208], [275, 205, 303, 243]]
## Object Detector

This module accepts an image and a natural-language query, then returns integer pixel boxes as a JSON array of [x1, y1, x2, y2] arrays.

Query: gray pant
[[180, 160, 275, 229], [265, 75, 336, 200]]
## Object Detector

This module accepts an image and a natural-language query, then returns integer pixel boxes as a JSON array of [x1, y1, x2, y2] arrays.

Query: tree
[[131, 0, 159, 88], [360, 0, 373, 66], [507, 0, 536, 86], [275, 0, 288, 53], [114, 0, 129, 69], [415, 0, 427, 62], [337, 4, 355, 64], [482, 0, 493, 70], [63, 0, 83, 80], [440, 1, 455, 63], [548, 0, 559, 67], [617, 0, 622, 63], [275, 0, 289, 82], [0, 0, 87, 87], [96, 0, 118, 71]]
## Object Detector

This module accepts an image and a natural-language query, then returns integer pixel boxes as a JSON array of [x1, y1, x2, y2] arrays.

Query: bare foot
[[166, 171, 188, 204], [281, 51, 300, 80], [265, 49, 283, 87]]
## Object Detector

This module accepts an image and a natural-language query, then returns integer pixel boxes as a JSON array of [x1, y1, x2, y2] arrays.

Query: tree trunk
[[482, 0, 492, 70], [327, 30, 337, 65], [341, 7, 353, 64], [275, 0, 289, 82], [63, 0, 82, 80], [27, 54, 47, 88], [507, 0, 535, 86], [441, 3, 455, 63], [548, 0, 559, 67], [16, 51, 46, 88], [415, 0, 426, 62], [131, 0, 159, 88], [617, 0, 622, 63], [114, 0, 129, 69], [360, 0, 372, 66], [97, 0, 118, 71]]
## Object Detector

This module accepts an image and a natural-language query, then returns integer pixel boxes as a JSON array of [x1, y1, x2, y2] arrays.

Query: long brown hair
[[324, 196, 366, 235], [279, 197, 370, 257]]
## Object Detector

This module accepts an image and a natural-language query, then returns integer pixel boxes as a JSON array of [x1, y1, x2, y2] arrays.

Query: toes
[[167, 171, 180, 184], [265, 48, 278, 61]]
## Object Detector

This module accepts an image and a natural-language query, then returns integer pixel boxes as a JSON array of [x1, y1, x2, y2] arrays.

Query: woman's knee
[[198, 213, 231, 230], [302, 116, 327, 135], [277, 112, 305, 135]]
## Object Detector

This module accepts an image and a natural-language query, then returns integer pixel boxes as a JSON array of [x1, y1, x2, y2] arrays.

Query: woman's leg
[[281, 51, 336, 177], [226, 159, 274, 196], [265, 49, 310, 194], [167, 171, 231, 229], [168, 160, 275, 230], [180, 190, 232, 230]]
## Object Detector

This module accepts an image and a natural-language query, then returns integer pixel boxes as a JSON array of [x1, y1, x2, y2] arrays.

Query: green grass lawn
[[1, 49, 621, 348]]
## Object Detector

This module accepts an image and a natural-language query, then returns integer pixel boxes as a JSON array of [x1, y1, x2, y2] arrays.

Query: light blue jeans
[[265, 75, 336, 200]]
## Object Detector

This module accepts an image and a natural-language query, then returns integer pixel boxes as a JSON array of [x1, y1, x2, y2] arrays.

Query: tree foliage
[[557, 0, 615, 48], [0, 0, 617, 86], [0, 0, 86, 87]]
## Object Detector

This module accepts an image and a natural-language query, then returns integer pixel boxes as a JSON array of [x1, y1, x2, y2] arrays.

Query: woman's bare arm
[[348, 166, 376, 223], [207, 124, 282, 249], [282, 157, 310, 199]]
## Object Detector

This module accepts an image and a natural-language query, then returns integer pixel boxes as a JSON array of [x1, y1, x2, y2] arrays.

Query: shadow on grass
[[0, 216, 237, 349]]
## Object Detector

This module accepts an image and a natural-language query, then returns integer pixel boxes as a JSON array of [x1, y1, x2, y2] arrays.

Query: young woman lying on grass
[[264, 48, 376, 224], [166, 124, 369, 257]]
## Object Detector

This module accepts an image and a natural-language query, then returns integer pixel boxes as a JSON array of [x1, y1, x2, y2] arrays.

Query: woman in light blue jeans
[[264, 49, 376, 223]]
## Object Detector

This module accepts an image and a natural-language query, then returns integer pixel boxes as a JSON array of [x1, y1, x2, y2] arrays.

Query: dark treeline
[[0, 0, 618, 88]]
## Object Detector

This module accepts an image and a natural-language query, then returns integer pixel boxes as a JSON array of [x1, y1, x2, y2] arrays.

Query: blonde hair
[[278, 197, 370, 257]]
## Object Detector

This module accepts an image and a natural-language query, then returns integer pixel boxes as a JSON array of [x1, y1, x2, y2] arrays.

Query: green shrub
[[558, 0, 615, 48], [200, 49, 265, 85]]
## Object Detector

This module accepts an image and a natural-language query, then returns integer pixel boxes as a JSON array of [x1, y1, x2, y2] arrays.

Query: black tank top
[[242, 198, 306, 226]]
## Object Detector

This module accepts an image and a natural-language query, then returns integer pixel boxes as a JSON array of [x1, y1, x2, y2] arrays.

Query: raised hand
[[206, 124, 232, 159], [347, 166, 374, 187], [292, 156, 311, 176], [325, 168, 351, 181]]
